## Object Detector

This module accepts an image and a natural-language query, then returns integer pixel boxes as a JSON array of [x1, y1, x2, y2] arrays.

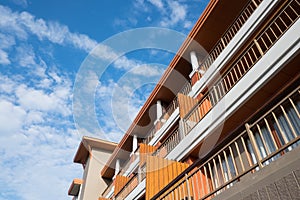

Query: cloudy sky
[[0, 0, 209, 199]]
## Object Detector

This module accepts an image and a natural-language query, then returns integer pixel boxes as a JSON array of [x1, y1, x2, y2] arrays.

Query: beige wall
[[79, 148, 113, 200]]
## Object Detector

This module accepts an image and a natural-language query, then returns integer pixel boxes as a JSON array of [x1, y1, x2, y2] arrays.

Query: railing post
[[221, 37, 226, 48], [254, 39, 264, 56], [179, 119, 186, 138], [213, 86, 219, 102], [245, 123, 263, 168], [252, 0, 258, 8], [185, 174, 192, 200]]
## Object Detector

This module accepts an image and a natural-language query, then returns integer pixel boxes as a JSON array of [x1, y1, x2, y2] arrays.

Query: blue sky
[[0, 0, 209, 199]]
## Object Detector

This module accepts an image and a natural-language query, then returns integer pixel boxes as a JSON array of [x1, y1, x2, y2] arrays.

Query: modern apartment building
[[70, 0, 300, 199]]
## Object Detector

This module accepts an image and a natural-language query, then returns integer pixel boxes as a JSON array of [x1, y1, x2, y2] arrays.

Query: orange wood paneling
[[178, 93, 198, 118], [145, 155, 190, 200], [114, 175, 130, 196], [139, 143, 157, 166], [191, 71, 201, 86]]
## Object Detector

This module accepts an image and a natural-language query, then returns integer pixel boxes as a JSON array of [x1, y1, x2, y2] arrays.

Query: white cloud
[[128, 0, 202, 30], [15, 82, 71, 116], [133, 0, 150, 13], [90, 43, 119, 61], [0, 33, 15, 49], [0, 5, 97, 52], [10, 0, 28, 8], [0, 75, 16, 93], [0, 100, 26, 135], [15, 44, 36, 67], [113, 56, 164, 76], [129, 64, 164, 76], [0, 49, 10, 65], [0, 71, 82, 200], [148, 0, 164, 10], [160, 1, 187, 27], [184, 21, 193, 29]]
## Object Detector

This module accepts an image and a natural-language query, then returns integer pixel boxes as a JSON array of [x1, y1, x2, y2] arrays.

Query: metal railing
[[115, 173, 139, 200], [102, 148, 140, 198], [101, 179, 114, 198], [198, 0, 263, 73], [115, 164, 147, 200], [119, 147, 140, 176], [179, 80, 193, 96], [161, 97, 179, 123], [152, 86, 300, 200], [152, 127, 182, 157], [183, 0, 300, 135], [142, 81, 191, 144]]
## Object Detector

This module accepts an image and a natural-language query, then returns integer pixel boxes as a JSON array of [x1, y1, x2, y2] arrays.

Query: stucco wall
[[79, 148, 113, 200]]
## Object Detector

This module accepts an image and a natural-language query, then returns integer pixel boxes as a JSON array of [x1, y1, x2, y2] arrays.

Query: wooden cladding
[[98, 198, 109, 200], [114, 175, 130, 196], [139, 143, 157, 166], [115, 175, 139, 200], [145, 155, 189, 200], [178, 93, 198, 118], [191, 71, 202, 86]]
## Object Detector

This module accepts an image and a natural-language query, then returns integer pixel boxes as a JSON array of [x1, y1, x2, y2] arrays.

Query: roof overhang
[[73, 136, 117, 165]]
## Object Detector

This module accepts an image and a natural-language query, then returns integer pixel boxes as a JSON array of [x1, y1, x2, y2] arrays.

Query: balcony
[[196, 0, 263, 76], [115, 164, 147, 200], [152, 86, 300, 200], [157, 0, 300, 154], [143, 81, 191, 144]]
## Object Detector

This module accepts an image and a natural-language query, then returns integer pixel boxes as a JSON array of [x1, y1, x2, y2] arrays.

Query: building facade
[[70, 0, 300, 199], [68, 137, 117, 200]]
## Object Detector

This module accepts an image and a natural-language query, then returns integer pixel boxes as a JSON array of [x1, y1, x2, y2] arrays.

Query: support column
[[132, 135, 138, 154], [190, 51, 199, 71], [113, 159, 120, 179], [189, 51, 203, 86], [156, 100, 163, 121]]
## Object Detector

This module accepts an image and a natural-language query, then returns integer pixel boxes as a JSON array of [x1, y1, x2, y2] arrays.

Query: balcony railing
[[115, 164, 147, 200], [198, 0, 263, 73], [143, 81, 191, 144], [184, 0, 300, 135], [152, 127, 182, 158], [118, 147, 140, 177], [101, 181, 114, 198], [152, 86, 300, 200]]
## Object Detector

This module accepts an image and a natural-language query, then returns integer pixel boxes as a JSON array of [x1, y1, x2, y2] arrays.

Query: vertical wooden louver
[[145, 155, 189, 200], [98, 198, 110, 200], [114, 175, 130, 196], [178, 93, 198, 118], [139, 143, 157, 166]]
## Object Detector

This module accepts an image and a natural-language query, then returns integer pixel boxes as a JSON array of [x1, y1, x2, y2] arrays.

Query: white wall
[[79, 149, 113, 200]]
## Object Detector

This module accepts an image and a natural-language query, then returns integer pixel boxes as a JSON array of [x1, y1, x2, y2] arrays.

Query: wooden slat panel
[[145, 155, 190, 200], [178, 93, 198, 118], [140, 143, 157, 166], [114, 175, 130, 195]]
